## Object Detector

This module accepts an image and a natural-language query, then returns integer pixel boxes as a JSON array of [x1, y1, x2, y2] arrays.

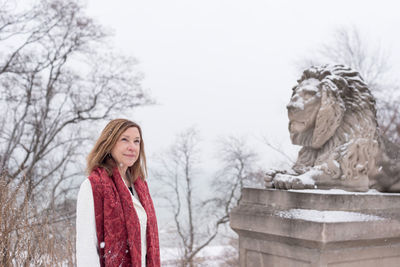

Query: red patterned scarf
[[88, 167, 160, 267]]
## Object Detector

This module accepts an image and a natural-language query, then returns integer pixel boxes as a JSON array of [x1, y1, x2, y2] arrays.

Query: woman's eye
[[134, 140, 140, 144], [121, 138, 128, 141]]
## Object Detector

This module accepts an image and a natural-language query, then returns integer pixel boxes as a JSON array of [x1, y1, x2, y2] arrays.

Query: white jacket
[[76, 178, 148, 266]]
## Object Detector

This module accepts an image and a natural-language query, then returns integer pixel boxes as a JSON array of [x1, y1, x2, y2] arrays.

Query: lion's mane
[[292, 64, 381, 188]]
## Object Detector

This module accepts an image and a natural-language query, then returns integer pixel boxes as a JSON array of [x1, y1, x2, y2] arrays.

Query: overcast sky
[[85, 0, 400, 175]]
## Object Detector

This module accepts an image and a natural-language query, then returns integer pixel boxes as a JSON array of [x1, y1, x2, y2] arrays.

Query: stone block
[[230, 188, 400, 267]]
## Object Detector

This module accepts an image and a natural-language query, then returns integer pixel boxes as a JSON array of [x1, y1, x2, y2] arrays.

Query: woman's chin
[[126, 160, 137, 167]]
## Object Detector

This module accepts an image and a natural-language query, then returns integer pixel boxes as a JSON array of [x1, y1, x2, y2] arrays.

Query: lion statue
[[265, 64, 400, 192]]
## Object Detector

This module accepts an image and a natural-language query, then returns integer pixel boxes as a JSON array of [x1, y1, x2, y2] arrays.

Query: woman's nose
[[128, 142, 135, 151]]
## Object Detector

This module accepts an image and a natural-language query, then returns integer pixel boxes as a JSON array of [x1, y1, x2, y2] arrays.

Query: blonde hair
[[86, 119, 147, 181]]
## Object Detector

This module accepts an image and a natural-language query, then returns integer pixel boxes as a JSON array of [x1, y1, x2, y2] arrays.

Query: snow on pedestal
[[230, 188, 400, 267]]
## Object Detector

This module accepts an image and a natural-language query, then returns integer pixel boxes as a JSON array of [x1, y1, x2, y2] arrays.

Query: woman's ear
[[312, 85, 345, 148]]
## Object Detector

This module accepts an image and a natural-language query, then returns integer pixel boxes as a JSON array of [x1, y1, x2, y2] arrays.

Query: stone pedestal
[[230, 188, 400, 267]]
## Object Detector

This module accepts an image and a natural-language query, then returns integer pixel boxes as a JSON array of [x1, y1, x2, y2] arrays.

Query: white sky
[[85, 0, 400, 175]]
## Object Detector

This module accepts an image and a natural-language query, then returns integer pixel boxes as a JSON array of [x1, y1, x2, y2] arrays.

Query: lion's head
[[287, 64, 378, 150]]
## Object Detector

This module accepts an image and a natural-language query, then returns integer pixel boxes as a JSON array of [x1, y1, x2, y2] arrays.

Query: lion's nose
[[286, 103, 297, 113]]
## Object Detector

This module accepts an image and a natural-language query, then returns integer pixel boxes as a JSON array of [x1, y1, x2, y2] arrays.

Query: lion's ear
[[311, 86, 345, 148]]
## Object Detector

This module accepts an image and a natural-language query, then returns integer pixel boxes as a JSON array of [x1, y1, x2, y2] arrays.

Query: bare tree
[[0, 0, 151, 265], [154, 128, 226, 266], [207, 136, 261, 266], [155, 133, 261, 266], [209, 136, 260, 221], [298, 26, 400, 143]]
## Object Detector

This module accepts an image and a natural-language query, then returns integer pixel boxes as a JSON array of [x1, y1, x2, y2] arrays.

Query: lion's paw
[[273, 172, 318, 190], [264, 169, 288, 188]]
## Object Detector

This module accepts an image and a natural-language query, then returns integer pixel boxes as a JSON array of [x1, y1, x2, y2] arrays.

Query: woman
[[76, 119, 160, 267]]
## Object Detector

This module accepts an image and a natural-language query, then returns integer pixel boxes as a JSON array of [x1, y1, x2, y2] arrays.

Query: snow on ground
[[161, 245, 236, 266], [275, 209, 384, 223]]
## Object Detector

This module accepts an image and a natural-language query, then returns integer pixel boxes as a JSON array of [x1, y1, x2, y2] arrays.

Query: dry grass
[[0, 175, 76, 266]]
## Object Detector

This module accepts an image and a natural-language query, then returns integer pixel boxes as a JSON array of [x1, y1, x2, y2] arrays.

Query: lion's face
[[287, 78, 322, 145]]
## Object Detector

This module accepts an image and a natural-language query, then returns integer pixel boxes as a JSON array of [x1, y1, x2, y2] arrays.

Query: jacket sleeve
[[76, 179, 100, 267]]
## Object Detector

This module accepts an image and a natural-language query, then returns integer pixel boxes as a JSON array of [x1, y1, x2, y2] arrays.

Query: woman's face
[[111, 127, 141, 170]]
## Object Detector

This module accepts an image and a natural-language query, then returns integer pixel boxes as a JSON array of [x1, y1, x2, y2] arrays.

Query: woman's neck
[[118, 166, 130, 186]]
